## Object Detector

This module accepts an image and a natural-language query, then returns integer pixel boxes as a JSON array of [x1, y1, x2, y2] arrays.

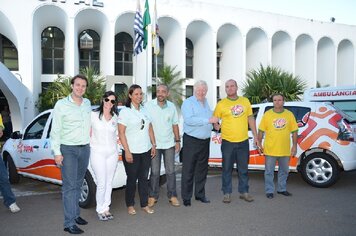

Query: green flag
[[143, 0, 151, 49]]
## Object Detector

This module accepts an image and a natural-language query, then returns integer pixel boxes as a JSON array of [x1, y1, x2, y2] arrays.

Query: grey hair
[[193, 80, 208, 90]]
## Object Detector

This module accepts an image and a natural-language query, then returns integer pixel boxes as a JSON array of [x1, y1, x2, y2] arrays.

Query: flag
[[143, 0, 151, 49], [134, 0, 144, 55], [152, 0, 160, 55]]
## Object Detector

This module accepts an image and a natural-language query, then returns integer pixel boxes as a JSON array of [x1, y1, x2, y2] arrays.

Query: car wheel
[[79, 171, 96, 208], [300, 153, 339, 188], [4, 154, 20, 184]]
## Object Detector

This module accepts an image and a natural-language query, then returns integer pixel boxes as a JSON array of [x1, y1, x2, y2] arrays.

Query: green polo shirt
[[145, 98, 179, 149], [50, 94, 91, 156]]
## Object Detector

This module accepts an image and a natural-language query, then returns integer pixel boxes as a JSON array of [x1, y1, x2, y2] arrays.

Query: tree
[[151, 64, 189, 108], [242, 64, 307, 104], [37, 67, 105, 111]]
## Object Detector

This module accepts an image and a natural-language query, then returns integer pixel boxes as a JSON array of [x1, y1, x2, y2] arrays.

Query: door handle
[[33, 145, 39, 149]]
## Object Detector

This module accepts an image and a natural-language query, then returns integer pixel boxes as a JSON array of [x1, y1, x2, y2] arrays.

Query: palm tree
[[151, 64, 189, 108], [37, 67, 105, 111], [242, 64, 307, 104]]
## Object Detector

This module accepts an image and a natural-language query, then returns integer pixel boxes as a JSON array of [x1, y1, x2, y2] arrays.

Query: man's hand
[[54, 155, 63, 167]]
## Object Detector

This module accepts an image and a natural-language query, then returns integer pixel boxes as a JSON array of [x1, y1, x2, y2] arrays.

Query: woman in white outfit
[[90, 91, 119, 221]]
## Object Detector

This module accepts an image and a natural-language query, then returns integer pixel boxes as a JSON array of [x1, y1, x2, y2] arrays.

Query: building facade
[[0, 0, 356, 130]]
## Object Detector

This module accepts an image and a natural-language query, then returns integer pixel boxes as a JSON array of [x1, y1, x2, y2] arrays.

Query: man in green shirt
[[146, 84, 181, 207], [50, 74, 91, 234]]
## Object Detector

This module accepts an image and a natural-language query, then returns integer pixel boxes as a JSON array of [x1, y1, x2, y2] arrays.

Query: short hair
[[271, 93, 284, 101], [157, 84, 169, 92], [225, 79, 237, 87], [71, 74, 88, 86], [193, 80, 208, 90]]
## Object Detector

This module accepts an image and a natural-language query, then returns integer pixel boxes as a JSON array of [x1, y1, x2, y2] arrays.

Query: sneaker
[[9, 203, 20, 213], [223, 194, 231, 203], [97, 213, 108, 221], [148, 197, 157, 207], [239, 193, 254, 202], [169, 196, 180, 207]]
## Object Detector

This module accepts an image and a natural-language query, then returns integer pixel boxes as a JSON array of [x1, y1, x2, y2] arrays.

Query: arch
[[317, 37, 335, 87], [337, 39, 354, 85], [246, 28, 268, 73], [75, 8, 110, 74], [217, 23, 242, 94], [157, 17, 183, 76], [271, 31, 292, 72], [295, 34, 314, 88], [0, 34, 18, 70], [115, 32, 133, 76]]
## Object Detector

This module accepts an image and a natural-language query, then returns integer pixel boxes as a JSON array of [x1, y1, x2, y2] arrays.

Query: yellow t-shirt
[[258, 108, 298, 156], [0, 114, 4, 130], [213, 97, 252, 142]]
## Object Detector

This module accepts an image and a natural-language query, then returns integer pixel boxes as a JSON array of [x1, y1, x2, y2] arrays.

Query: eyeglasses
[[104, 98, 116, 105], [141, 119, 145, 130]]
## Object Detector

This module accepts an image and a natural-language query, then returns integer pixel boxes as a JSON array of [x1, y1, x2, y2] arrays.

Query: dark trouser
[[0, 157, 16, 208], [122, 150, 151, 207], [60, 144, 90, 228], [221, 139, 250, 194], [181, 133, 210, 200]]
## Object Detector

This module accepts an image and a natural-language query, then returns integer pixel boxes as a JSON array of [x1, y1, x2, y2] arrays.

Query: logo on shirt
[[273, 118, 287, 129], [230, 105, 244, 117]]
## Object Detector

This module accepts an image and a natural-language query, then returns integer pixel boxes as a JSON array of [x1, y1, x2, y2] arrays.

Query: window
[[248, 107, 260, 131], [79, 30, 100, 71], [186, 38, 193, 78], [185, 85, 193, 98], [332, 101, 356, 121], [216, 86, 220, 102], [23, 113, 50, 140], [152, 37, 164, 77], [217, 43, 222, 80], [0, 34, 18, 70], [115, 32, 133, 75], [265, 106, 311, 127], [41, 27, 64, 74]]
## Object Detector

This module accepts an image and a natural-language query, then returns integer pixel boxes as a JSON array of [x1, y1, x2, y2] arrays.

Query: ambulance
[[1, 107, 166, 208], [303, 86, 356, 120], [209, 101, 356, 187]]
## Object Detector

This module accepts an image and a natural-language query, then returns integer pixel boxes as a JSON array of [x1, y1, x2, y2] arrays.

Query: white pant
[[90, 148, 118, 214]]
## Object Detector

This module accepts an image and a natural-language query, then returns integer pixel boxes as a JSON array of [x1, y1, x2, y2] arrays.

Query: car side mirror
[[10, 131, 22, 139]]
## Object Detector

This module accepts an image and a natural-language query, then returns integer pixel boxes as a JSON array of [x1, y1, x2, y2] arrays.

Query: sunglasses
[[141, 119, 145, 130], [104, 98, 116, 105]]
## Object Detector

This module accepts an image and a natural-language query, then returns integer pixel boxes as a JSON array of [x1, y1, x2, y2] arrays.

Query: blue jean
[[0, 157, 16, 208], [60, 144, 90, 228], [149, 146, 177, 199], [264, 155, 290, 193], [221, 139, 250, 194]]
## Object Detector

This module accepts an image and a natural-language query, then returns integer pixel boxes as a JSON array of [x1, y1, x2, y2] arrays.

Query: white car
[[1, 107, 166, 208], [209, 101, 356, 187]]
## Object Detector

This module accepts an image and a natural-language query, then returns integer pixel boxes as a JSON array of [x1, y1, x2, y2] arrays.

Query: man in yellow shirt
[[258, 94, 298, 199], [213, 79, 260, 204]]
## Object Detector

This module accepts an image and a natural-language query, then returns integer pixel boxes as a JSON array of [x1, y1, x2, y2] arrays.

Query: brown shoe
[[239, 193, 254, 202], [127, 206, 136, 215], [148, 197, 157, 207], [169, 197, 180, 207], [142, 206, 154, 214]]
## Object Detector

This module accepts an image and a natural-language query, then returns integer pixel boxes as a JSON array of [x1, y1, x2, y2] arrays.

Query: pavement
[[1, 168, 356, 236]]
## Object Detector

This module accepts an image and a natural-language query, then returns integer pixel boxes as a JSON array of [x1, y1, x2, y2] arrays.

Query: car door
[[17, 111, 60, 182]]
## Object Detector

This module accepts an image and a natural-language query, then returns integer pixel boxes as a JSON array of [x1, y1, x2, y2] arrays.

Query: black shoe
[[64, 225, 84, 234], [277, 191, 292, 196], [183, 199, 191, 207], [75, 217, 88, 225], [195, 196, 211, 203], [266, 193, 274, 199]]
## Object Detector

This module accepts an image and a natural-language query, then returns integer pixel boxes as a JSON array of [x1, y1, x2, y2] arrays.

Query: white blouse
[[90, 111, 119, 154]]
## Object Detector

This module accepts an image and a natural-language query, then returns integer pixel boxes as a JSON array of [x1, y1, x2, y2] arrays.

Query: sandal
[[142, 206, 154, 214], [104, 211, 114, 220], [97, 213, 108, 221], [127, 206, 136, 215]]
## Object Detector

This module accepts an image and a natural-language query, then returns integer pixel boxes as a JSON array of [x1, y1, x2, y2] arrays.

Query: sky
[[202, 0, 356, 26]]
